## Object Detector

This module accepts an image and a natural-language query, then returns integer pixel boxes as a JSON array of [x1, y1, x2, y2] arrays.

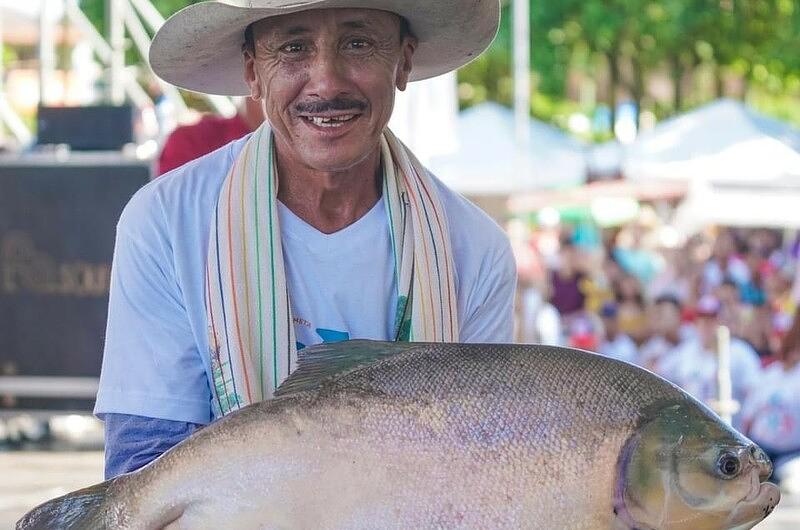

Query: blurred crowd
[[515, 219, 800, 467]]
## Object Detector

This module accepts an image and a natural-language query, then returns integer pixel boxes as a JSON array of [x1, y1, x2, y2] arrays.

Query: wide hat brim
[[150, 0, 500, 96]]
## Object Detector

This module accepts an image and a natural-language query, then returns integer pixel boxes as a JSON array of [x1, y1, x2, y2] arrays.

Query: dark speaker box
[[0, 156, 150, 410], [37, 105, 135, 151]]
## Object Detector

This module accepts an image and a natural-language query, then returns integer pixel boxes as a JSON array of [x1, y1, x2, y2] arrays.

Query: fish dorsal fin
[[274, 340, 422, 399]]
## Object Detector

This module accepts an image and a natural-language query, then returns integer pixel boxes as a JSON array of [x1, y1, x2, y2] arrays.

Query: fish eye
[[717, 452, 742, 479]]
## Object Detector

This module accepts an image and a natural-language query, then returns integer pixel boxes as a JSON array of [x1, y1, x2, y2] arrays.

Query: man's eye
[[346, 39, 370, 50], [281, 43, 304, 53]]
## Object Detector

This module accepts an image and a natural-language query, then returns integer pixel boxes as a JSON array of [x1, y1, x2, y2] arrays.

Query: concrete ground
[[2, 451, 799, 529]]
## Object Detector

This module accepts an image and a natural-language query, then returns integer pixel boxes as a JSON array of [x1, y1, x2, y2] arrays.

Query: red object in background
[[570, 333, 598, 351], [157, 114, 251, 176]]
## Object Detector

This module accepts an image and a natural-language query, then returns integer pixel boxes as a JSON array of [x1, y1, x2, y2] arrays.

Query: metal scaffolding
[[0, 0, 236, 147]]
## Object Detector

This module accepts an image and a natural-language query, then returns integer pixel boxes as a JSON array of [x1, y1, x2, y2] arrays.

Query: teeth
[[306, 115, 356, 127]]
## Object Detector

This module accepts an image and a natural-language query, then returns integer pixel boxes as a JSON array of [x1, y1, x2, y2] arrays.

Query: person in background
[[597, 302, 638, 364], [612, 222, 661, 287], [567, 314, 600, 352], [638, 294, 685, 372], [156, 97, 266, 176], [614, 277, 649, 347], [740, 308, 800, 470], [654, 295, 762, 430], [702, 230, 748, 294], [736, 242, 767, 306], [548, 239, 586, 319], [715, 277, 744, 336], [518, 279, 563, 346]]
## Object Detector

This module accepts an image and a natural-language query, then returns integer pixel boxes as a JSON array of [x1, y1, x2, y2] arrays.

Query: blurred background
[[2, 0, 800, 527]]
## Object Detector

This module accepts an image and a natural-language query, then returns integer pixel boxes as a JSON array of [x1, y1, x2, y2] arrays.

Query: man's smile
[[297, 111, 363, 135], [299, 112, 361, 128]]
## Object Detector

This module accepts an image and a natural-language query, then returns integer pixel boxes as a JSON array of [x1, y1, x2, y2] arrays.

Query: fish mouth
[[725, 481, 781, 530]]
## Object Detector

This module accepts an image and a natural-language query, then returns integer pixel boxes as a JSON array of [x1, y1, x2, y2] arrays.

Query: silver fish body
[[17, 341, 780, 529]]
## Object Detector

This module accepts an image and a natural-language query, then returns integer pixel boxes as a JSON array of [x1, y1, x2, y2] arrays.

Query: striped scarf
[[205, 124, 458, 417]]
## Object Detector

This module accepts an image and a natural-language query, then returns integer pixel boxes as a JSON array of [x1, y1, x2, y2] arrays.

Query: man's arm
[[102, 414, 200, 479], [95, 190, 212, 478]]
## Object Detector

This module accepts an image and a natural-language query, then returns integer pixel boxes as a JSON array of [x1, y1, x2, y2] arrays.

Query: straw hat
[[150, 0, 500, 96]]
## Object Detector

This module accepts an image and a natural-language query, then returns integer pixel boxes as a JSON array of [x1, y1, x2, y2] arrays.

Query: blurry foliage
[[458, 0, 800, 131], [2, 46, 17, 69], [80, 0, 198, 35]]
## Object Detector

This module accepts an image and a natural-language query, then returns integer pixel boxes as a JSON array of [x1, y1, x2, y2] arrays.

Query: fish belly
[[135, 408, 621, 530]]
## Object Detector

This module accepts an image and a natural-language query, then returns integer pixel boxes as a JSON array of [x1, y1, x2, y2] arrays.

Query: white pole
[[108, 0, 126, 104], [128, 0, 168, 33], [512, 0, 531, 188], [512, 0, 530, 151], [715, 325, 737, 424], [121, 1, 188, 117], [39, 0, 58, 107], [64, 0, 152, 109], [128, 0, 237, 117]]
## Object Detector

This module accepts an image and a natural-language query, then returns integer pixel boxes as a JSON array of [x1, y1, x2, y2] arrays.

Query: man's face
[[244, 9, 416, 172]]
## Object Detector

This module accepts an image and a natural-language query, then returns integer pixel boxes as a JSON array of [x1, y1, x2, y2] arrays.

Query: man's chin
[[288, 140, 380, 175]]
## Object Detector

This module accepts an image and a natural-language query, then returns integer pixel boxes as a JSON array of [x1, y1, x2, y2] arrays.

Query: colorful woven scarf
[[205, 124, 458, 417]]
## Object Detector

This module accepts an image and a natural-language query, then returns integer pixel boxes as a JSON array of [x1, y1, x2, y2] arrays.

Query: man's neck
[[275, 148, 382, 235]]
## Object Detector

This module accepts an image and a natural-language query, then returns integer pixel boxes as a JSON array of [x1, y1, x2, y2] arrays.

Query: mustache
[[294, 98, 367, 114]]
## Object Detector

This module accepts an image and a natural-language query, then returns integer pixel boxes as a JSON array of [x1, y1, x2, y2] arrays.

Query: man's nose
[[305, 48, 351, 100]]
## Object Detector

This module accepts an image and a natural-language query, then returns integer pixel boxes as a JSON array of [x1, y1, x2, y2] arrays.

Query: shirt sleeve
[[94, 195, 212, 425], [102, 413, 200, 479], [459, 240, 517, 343]]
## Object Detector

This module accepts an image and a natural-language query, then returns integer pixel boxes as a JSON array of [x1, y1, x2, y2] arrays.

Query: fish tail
[[16, 480, 114, 530]]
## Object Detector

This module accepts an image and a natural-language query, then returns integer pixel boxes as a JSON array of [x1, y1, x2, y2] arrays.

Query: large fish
[[18, 341, 780, 529]]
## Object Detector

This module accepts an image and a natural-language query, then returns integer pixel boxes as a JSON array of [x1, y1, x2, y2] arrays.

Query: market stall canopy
[[623, 98, 800, 183], [427, 102, 587, 196], [676, 177, 800, 229], [587, 140, 623, 179]]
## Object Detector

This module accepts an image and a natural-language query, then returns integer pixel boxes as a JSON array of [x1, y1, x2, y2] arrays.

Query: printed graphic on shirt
[[296, 327, 351, 351]]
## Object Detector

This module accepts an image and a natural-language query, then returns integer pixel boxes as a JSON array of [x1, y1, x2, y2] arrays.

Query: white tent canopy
[[621, 99, 800, 229], [623, 98, 800, 183], [427, 102, 587, 196]]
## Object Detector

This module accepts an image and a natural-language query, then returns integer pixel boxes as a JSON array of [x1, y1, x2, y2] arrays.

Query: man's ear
[[243, 48, 263, 99], [395, 36, 418, 92]]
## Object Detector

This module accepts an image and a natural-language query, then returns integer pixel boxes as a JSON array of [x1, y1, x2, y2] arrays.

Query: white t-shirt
[[279, 199, 395, 348], [740, 362, 800, 453], [94, 136, 517, 424], [653, 337, 762, 428]]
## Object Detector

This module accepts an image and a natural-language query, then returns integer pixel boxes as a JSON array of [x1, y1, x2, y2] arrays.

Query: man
[[95, 0, 514, 478], [157, 97, 265, 175]]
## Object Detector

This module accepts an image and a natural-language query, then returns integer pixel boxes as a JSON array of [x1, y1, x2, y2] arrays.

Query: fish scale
[[17, 341, 780, 530]]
